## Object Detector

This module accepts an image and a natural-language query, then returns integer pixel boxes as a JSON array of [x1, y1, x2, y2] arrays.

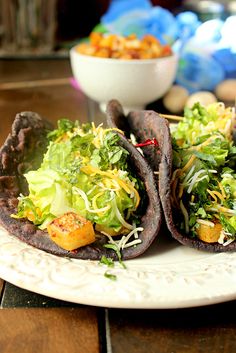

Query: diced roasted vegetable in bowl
[[70, 32, 178, 112]]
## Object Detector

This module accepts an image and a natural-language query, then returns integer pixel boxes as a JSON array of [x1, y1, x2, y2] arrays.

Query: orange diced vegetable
[[47, 212, 95, 251], [94, 48, 110, 58], [142, 34, 160, 45], [161, 45, 172, 56], [99, 34, 117, 48], [196, 222, 222, 243], [76, 32, 173, 60], [89, 32, 102, 46]]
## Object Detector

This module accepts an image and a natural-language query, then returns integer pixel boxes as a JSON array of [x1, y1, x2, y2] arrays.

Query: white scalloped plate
[[1, 225, 236, 308]]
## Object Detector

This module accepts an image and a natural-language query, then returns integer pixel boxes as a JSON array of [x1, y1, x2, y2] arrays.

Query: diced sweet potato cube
[[161, 45, 172, 56], [94, 48, 110, 58], [89, 32, 102, 46], [142, 34, 160, 45], [139, 51, 153, 59], [47, 212, 95, 251], [196, 222, 222, 243], [125, 39, 141, 50], [127, 34, 137, 40], [99, 34, 116, 48]]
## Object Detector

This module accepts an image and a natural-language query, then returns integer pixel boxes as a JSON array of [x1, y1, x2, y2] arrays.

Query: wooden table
[[0, 58, 236, 353]]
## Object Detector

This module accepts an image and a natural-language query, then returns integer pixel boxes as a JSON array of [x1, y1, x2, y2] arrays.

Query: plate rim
[[1, 226, 236, 309]]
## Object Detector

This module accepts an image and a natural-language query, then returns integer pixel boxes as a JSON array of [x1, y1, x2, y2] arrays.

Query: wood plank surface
[[0, 279, 4, 297], [0, 60, 72, 83], [108, 300, 236, 353], [0, 308, 100, 353], [1, 283, 81, 308], [0, 59, 89, 142]]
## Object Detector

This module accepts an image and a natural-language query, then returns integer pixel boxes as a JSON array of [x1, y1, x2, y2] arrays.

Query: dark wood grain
[[0, 84, 88, 138], [108, 301, 236, 353], [1, 282, 81, 308], [0, 60, 72, 83], [0, 279, 4, 297], [0, 308, 99, 353], [0, 59, 89, 144]]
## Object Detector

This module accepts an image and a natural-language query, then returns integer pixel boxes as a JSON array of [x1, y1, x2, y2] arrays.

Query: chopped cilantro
[[47, 118, 75, 141], [220, 214, 236, 238], [104, 271, 117, 281], [103, 243, 127, 269], [100, 255, 114, 268]]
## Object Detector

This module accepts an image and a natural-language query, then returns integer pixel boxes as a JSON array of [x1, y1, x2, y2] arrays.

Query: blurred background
[[0, 0, 235, 111], [0, 0, 177, 57], [0, 0, 234, 57]]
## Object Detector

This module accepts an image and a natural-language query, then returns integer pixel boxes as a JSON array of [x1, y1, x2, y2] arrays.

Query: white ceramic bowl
[[70, 46, 178, 113]]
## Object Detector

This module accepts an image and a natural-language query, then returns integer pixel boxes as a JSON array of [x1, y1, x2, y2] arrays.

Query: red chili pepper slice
[[134, 138, 159, 148]]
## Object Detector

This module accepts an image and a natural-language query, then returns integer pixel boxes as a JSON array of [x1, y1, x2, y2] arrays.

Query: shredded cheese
[[211, 190, 225, 202], [102, 226, 143, 251], [217, 206, 236, 215], [218, 182, 226, 199], [180, 155, 196, 174], [196, 219, 215, 227], [81, 165, 140, 208], [180, 200, 189, 234], [111, 195, 134, 230], [182, 165, 195, 185], [73, 187, 110, 214], [207, 189, 218, 203], [223, 238, 235, 246], [187, 170, 208, 194]]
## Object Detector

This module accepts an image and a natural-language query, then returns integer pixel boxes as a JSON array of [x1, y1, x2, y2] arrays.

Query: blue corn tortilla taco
[[0, 110, 162, 260], [107, 99, 236, 252], [163, 102, 236, 252]]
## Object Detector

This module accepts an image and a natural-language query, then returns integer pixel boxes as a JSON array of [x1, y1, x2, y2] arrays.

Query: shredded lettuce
[[171, 102, 236, 244], [15, 119, 143, 234], [172, 102, 234, 147]]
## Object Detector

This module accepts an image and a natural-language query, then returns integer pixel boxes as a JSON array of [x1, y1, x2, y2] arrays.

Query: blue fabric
[[176, 52, 225, 93], [102, 0, 152, 23], [213, 48, 236, 78], [176, 12, 201, 40]]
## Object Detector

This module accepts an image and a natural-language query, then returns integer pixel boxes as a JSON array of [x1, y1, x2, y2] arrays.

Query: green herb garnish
[[103, 243, 127, 269], [104, 271, 117, 281], [100, 255, 115, 267]]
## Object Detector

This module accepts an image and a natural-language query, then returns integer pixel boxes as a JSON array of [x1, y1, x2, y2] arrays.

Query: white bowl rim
[[70, 45, 178, 65]]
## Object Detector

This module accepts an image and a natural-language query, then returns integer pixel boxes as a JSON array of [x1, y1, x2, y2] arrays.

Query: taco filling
[[13, 119, 144, 250], [0, 111, 161, 260], [170, 102, 236, 248]]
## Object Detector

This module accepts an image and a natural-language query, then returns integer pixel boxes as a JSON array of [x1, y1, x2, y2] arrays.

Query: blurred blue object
[[213, 48, 236, 78], [102, 0, 152, 23], [176, 12, 201, 40], [144, 7, 178, 44], [176, 51, 225, 93], [172, 12, 201, 55], [220, 16, 236, 50], [101, 0, 178, 44], [175, 15, 236, 92], [195, 19, 224, 43], [102, 10, 151, 39]]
